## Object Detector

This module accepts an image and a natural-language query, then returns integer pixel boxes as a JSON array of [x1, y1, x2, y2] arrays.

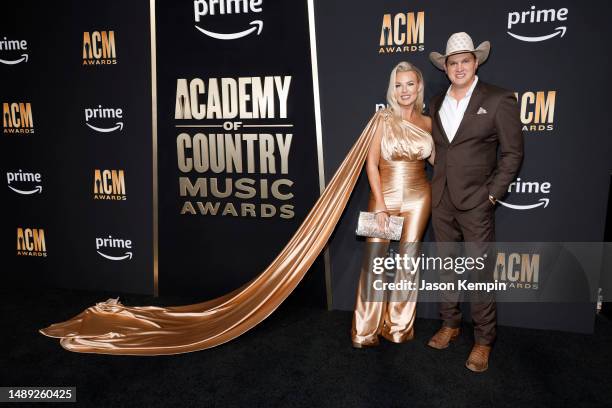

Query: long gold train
[[39, 113, 382, 355]]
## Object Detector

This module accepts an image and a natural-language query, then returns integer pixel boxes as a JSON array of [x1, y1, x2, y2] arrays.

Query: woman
[[352, 61, 434, 348]]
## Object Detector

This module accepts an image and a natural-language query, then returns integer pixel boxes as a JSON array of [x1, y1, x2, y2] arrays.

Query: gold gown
[[352, 109, 433, 347], [40, 110, 388, 355]]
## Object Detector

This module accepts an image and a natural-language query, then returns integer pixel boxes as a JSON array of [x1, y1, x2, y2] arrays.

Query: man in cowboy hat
[[427, 32, 523, 372]]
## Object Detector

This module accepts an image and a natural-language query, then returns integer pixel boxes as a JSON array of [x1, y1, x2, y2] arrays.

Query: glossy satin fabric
[[352, 114, 432, 346], [381, 119, 433, 162], [39, 111, 384, 355]]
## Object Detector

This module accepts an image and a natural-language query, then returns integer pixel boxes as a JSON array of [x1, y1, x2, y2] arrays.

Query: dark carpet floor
[[1, 287, 612, 408]]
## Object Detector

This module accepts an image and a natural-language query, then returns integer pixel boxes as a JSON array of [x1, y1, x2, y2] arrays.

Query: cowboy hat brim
[[429, 41, 491, 70]]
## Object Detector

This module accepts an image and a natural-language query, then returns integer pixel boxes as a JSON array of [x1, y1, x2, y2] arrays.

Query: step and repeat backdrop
[[315, 0, 612, 332], [1, 1, 153, 294], [2, 1, 610, 332]]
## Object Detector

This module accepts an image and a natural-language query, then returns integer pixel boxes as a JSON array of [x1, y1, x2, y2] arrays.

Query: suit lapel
[[433, 96, 451, 145], [436, 111, 451, 145], [451, 81, 487, 145]]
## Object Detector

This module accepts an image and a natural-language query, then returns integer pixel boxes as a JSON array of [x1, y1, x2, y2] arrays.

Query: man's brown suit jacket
[[429, 80, 524, 210]]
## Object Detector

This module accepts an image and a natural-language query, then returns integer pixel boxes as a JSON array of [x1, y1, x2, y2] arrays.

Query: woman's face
[[394, 70, 419, 108]]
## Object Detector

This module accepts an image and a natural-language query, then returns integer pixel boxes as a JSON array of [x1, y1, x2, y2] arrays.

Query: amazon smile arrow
[[507, 26, 566, 42], [8, 185, 42, 195], [497, 198, 549, 210], [195, 20, 263, 40], [0, 54, 29, 65], [86, 122, 124, 133], [96, 251, 133, 261]]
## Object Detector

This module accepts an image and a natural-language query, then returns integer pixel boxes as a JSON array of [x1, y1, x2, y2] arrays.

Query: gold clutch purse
[[355, 211, 404, 241]]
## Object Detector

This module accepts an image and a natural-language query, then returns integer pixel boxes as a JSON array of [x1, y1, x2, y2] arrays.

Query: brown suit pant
[[432, 184, 497, 346]]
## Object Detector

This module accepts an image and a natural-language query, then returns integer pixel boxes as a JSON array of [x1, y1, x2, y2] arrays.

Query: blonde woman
[[352, 61, 434, 348]]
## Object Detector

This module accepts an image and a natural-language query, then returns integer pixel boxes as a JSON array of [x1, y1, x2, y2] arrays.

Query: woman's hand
[[375, 210, 390, 232]]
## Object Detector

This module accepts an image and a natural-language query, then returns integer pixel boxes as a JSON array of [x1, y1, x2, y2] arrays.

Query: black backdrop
[[2, 1, 611, 333]]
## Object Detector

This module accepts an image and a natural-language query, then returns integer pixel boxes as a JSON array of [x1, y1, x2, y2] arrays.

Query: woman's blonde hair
[[386, 61, 425, 122]]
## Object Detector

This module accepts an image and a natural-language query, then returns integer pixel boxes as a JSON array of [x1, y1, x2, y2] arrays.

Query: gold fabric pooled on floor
[[39, 112, 383, 355]]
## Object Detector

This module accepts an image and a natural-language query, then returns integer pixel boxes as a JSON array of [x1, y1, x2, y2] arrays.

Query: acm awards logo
[[16, 227, 47, 257], [85, 106, 124, 133], [3, 102, 34, 134], [93, 169, 127, 200], [497, 178, 551, 211], [82, 31, 117, 65], [7, 170, 43, 195], [516, 90, 556, 132], [0, 37, 29, 65], [507, 6, 568, 42], [193, 0, 263, 40], [96, 235, 133, 261], [379, 11, 425, 54], [495, 252, 540, 290]]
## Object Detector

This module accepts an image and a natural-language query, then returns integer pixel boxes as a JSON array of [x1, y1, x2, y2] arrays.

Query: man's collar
[[466, 75, 479, 96]]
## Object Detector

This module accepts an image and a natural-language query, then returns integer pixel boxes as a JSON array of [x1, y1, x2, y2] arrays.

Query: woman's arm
[[366, 120, 385, 209], [365, 118, 388, 230]]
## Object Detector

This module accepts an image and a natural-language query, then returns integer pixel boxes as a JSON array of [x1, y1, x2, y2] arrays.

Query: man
[[427, 32, 523, 372]]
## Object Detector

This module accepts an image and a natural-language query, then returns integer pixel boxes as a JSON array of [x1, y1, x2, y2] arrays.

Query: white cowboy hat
[[429, 32, 490, 70]]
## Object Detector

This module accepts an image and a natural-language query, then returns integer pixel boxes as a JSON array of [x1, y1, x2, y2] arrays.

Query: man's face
[[444, 52, 478, 88]]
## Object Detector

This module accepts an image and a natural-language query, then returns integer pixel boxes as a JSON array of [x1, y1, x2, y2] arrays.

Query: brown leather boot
[[427, 326, 460, 349], [465, 344, 492, 372]]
